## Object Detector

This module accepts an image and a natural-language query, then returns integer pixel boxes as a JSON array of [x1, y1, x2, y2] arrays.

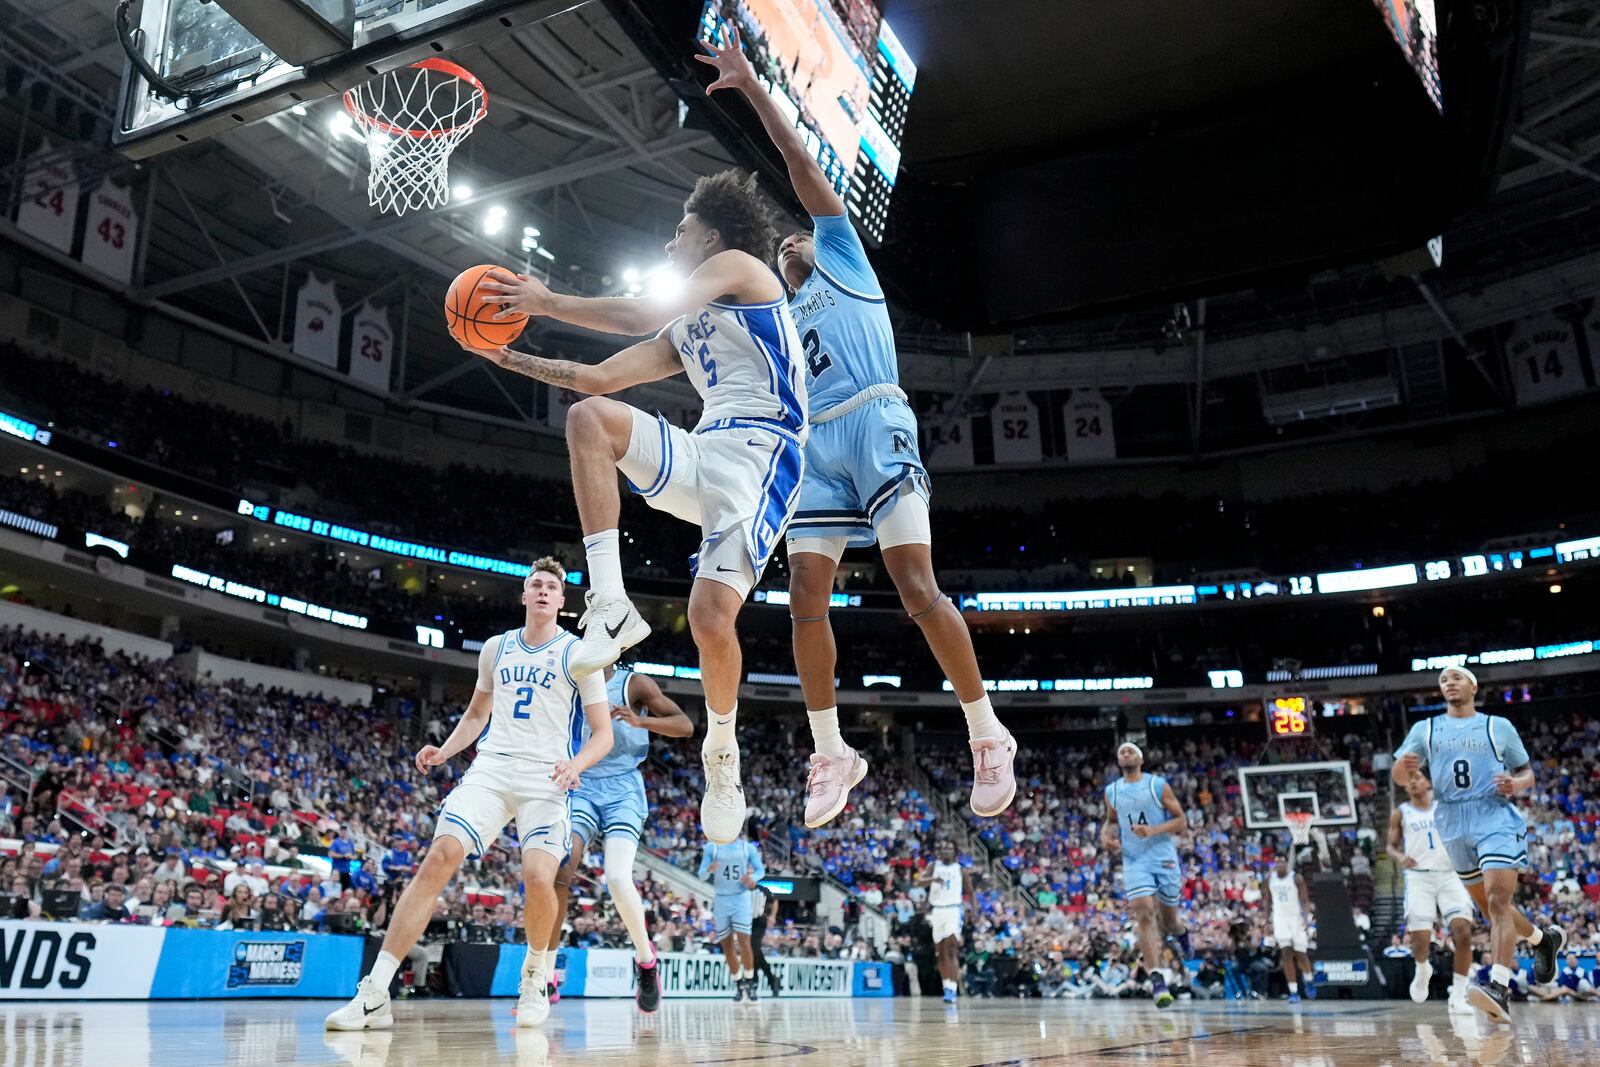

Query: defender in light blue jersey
[[699, 823, 767, 1002], [696, 27, 1017, 831], [544, 666, 691, 1015], [1100, 742, 1190, 1009], [1393, 666, 1567, 1024]]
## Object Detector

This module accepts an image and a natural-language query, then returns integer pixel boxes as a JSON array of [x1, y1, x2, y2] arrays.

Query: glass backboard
[[114, 0, 566, 159], [1238, 760, 1358, 830]]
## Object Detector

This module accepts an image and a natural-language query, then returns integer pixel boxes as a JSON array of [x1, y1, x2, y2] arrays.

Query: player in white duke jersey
[[1263, 853, 1317, 1003], [1100, 742, 1191, 1009], [1387, 770, 1475, 1012], [463, 170, 807, 845], [1393, 666, 1568, 1023], [916, 840, 971, 1004], [694, 27, 1018, 828], [542, 664, 691, 1014], [326, 559, 613, 1031]]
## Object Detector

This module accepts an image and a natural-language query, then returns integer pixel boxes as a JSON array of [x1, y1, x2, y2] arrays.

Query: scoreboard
[[1268, 696, 1313, 738]]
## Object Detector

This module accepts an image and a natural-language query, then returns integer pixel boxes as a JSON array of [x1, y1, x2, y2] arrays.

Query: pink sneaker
[[547, 969, 561, 1005], [802, 749, 868, 828], [969, 734, 1018, 817]]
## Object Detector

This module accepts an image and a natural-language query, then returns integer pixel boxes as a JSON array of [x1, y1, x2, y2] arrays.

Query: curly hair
[[683, 169, 779, 261], [528, 556, 566, 583]]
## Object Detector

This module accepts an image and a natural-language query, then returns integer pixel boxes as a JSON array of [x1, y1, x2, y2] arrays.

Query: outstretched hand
[[693, 26, 757, 94], [477, 268, 553, 319]]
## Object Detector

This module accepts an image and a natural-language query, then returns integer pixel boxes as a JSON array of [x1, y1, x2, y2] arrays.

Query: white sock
[[1452, 972, 1469, 991], [369, 950, 400, 992], [1525, 925, 1543, 946], [942, 979, 956, 992], [603, 838, 654, 963], [1491, 964, 1512, 987], [705, 702, 738, 752], [807, 707, 847, 757], [1287, 981, 1298, 994], [584, 529, 624, 598], [959, 695, 1004, 741]]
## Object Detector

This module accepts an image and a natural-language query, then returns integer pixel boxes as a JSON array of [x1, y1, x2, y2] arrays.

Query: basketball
[[445, 264, 528, 349]]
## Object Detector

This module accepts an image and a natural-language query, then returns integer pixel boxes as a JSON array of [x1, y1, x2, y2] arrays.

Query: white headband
[[1439, 666, 1478, 688], [1117, 742, 1143, 760]]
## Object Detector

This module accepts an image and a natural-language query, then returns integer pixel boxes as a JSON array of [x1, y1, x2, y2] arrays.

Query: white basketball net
[[1285, 812, 1315, 846], [343, 59, 487, 215]]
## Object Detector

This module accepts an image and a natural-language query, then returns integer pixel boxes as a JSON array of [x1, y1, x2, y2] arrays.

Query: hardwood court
[[3, 996, 1596, 1066]]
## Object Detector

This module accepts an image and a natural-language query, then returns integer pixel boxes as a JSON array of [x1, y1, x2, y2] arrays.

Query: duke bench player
[[694, 26, 1018, 828], [543, 665, 691, 1013], [326, 559, 612, 1031], [1101, 742, 1190, 1009], [1387, 769, 1475, 1012], [699, 826, 767, 1002], [1393, 666, 1567, 1023], [467, 169, 806, 848]]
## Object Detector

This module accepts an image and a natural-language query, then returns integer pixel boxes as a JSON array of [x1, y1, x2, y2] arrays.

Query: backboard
[[113, 0, 570, 159], [1238, 760, 1358, 830]]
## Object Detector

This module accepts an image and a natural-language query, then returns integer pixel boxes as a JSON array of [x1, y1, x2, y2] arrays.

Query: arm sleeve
[[697, 846, 713, 881], [749, 844, 766, 882], [474, 636, 499, 694], [1496, 718, 1531, 769], [1393, 720, 1428, 762], [576, 670, 608, 709], [809, 213, 881, 298]]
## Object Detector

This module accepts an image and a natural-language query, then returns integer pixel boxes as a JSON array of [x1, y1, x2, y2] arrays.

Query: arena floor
[[4, 996, 1594, 1066]]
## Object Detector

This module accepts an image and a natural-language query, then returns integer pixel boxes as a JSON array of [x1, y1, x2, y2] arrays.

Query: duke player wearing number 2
[[1392, 666, 1568, 1024], [1387, 770, 1475, 1013], [695, 29, 1017, 828], [463, 171, 806, 847], [1100, 742, 1191, 1009], [325, 559, 612, 1031]]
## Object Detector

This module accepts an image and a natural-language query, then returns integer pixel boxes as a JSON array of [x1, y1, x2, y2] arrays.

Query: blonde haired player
[[325, 559, 612, 1031], [1263, 853, 1317, 1003], [1388, 770, 1475, 1013]]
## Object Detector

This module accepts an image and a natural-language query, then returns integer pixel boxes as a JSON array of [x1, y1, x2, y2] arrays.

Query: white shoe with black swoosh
[[570, 590, 651, 677], [324, 976, 393, 1031]]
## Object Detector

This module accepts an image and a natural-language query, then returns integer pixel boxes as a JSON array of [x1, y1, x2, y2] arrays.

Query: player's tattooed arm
[[499, 349, 580, 388]]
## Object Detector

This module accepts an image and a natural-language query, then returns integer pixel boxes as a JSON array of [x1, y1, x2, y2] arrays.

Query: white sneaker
[[324, 975, 393, 1031], [1448, 987, 1475, 1015], [701, 746, 746, 845], [517, 964, 550, 1028], [569, 590, 651, 677], [1410, 960, 1433, 1003]]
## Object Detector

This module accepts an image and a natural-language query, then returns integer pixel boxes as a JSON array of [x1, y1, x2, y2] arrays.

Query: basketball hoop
[[1285, 811, 1315, 848], [343, 58, 488, 215]]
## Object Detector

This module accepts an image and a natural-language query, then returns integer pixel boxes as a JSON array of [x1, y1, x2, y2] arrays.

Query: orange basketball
[[445, 264, 529, 349]]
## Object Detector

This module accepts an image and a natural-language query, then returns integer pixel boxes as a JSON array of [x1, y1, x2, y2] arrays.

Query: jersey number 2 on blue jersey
[[802, 328, 832, 378], [512, 686, 534, 719]]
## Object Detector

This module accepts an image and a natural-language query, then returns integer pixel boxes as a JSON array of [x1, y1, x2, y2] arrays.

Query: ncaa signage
[[1313, 958, 1370, 985], [228, 939, 307, 989], [0, 921, 165, 1000]]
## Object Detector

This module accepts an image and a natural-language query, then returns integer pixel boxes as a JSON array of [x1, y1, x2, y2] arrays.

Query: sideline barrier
[[488, 948, 880, 999], [0, 920, 164, 1000]]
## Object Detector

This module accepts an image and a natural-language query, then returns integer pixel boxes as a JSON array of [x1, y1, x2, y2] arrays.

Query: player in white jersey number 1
[[326, 559, 612, 1031], [1387, 771, 1475, 1012], [917, 840, 971, 1004], [695, 28, 1018, 827], [463, 173, 807, 845]]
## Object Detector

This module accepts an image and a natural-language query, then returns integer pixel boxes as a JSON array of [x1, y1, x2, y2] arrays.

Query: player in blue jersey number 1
[[1392, 667, 1570, 1024], [695, 27, 1018, 828], [461, 168, 808, 847]]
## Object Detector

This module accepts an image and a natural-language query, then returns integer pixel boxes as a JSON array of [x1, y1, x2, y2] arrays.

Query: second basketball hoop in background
[[343, 58, 488, 215]]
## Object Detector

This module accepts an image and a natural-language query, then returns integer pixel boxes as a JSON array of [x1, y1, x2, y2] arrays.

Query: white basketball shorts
[[1272, 911, 1309, 954], [931, 905, 963, 945], [435, 751, 571, 861], [1404, 869, 1475, 933], [618, 406, 803, 599]]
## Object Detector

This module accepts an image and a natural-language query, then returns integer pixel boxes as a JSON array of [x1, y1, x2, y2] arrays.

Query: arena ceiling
[[0, 0, 1597, 430]]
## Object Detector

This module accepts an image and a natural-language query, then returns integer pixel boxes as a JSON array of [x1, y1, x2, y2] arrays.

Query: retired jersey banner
[[545, 386, 582, 430], [292, 274, 342, 368], [990, 392, 1042, 465], [79, 180, 139, 283], [0, 920, 165, 999], [1064, 390, 1117, 463], [347, 302, 394, 391], [14, 140, 78, 254], [1506, 310, 1587, 406]]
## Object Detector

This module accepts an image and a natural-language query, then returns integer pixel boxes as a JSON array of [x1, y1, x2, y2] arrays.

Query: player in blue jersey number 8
[[695, 26, 1018, 830]]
